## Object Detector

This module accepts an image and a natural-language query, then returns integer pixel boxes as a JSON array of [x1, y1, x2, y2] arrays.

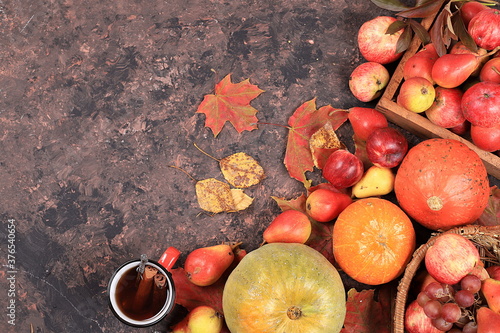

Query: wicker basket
[[393, 225, 500, 333]]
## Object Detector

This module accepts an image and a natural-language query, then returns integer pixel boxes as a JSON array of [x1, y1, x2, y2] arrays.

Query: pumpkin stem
[[287, 306, 302, 320], [427, 196, 443, 211]]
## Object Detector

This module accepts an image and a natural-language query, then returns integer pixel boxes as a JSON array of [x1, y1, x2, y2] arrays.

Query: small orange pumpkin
[[394, 138, 490, 231], [333, 197, 416, 285]]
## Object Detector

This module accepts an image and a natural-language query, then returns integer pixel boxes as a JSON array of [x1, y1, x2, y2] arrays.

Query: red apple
[[480, 57, 500, 83], [349, 62, 390, 102], [404, 300, 443, 333], [425, 233, 481, 285], [469, 262, 491, 281], [469, 8, 500, 51], [305, 188, 352, 222], [462, 81, 500, 127], [366, 127, 408, 168], [357, 16, 405, 64], [397, 77, 436, 113], [263, 210, 311, 244], [486, 265, 500, 280], [348, 107, 388, 141], [403, 46, 439, 84], [477, 306, 500, 333], [449, 120, 471, 136], [471, 124, 500, 152], [460, 1, 489, 28], [425, 87, 465, 128], [482, 278, 500, 314], [322, 149, 364, 189]]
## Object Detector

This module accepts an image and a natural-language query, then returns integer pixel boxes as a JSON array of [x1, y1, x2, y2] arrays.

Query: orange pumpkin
[[333, 197, 416, 285], [394, 138, 490, 231]]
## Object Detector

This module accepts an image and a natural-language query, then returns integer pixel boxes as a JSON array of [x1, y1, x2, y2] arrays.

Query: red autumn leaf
[[342, 287, 392, 333], [171, 267, 226, 313], [477, 186, 500, 226], [196, 74, 264, 137], [271, 194, 308, 212], [308, 220, 335, 265], [284, 99, 348, 187]]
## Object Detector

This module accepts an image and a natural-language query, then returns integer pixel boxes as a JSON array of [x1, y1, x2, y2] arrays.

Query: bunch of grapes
[[416, 275, 483, 332]]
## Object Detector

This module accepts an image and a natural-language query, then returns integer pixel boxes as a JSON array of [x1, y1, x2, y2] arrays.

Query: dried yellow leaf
[[195, 178, 235, 213], [309, 122, 344, 169], [219, 152, 265, 188], [231, 189, 254, 211]]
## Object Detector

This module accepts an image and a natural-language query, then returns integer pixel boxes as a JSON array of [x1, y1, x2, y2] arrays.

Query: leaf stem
[[193, 142, 220, 162], [168, 165, 198, 182]]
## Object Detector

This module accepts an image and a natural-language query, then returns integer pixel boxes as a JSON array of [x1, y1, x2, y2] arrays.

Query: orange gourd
[[394, 138, 489, 231], [333, 197, 416, 285]]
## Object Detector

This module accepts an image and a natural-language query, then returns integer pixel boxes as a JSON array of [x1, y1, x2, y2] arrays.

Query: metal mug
[[108, 247, 180, 327]]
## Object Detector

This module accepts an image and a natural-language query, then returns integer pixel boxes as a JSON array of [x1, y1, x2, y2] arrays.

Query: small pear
[[263, 210, 311, 244], [352, 166, 395, 198], [481, 278, 500, 314], [432, 53, 480, 88], [184, 244, 235, 286], [477, 306, 500, 333]]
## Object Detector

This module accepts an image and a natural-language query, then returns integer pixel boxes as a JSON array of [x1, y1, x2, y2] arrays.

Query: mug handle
[[158, 247, 181, 272]]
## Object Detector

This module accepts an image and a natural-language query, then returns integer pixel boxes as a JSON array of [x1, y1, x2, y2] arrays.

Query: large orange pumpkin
[[333, 197, 416, 285], [394, 138, 490, 231]]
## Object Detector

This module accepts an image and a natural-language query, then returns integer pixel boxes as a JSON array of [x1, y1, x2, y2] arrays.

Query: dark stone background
[[1, 0, 498, 332]]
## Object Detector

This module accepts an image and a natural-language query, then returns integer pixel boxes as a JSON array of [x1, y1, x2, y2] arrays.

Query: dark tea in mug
[[114, 265, 168, 321]]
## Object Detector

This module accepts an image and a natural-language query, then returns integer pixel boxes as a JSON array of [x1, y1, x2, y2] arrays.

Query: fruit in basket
[[349, 61, 390, 102], [461, 1, 489, 28], [425, 87, 466, 128], [468, 8, 500, 51], [462, 81, 500, 127], [397, 77, 435, 113], [394, 138, 490, 231], [425, 233, 481, 285], [352, 165, 395, 198], [333, 197, 416, 285], [405, 300, 443, 333], [184, 244, 235, 286], [222, 243, 346, 333], [477, 306, 500, 332], [357, 16, 405, 64], [450, 41, 489, 76], [481, 278, 500, 314], [403, 44, 439, 85], [470, 124, 500, 152], [305, 188, 352, 222], [322, 149, 364, 188], [365, 127, 408, 168], [432, 53, 483, 88], [348, 107, 388, 141], [263, 210, 311, 244], [487, 265, 500, 280], [480, 57, 500, 83]]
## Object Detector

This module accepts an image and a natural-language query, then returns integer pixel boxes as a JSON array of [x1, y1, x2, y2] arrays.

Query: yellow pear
[[352, 166, 395, 198]]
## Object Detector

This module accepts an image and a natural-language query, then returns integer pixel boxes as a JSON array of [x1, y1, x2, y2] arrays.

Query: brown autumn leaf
[[284, 98, 348, 187], [196, 74, 264, 137], [271, 194, 308, 213], [477, 186, 500, 226], [309, 122, 345, 169], [195, 178, 253, 213], [220, 152, 265, 188]]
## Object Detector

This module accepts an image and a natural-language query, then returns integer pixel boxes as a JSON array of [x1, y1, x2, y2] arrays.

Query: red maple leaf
[[284, 98, 348, 187], [477, 186, 500, 226], [196, 74, 264, 137], [342, 287, 393, 333]]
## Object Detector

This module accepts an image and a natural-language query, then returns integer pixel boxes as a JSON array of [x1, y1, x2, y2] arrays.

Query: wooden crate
[[375, 12, 500, 180]]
